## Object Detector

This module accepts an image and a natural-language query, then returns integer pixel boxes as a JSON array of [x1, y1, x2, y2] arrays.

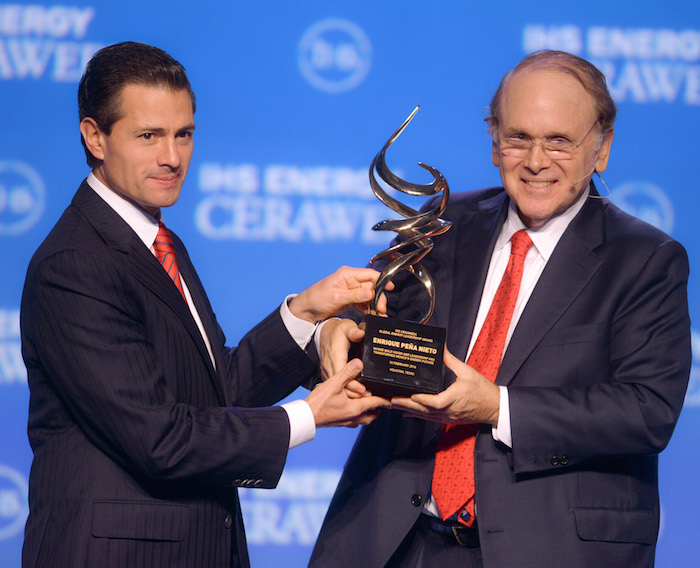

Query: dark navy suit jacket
[[21, 181, 317, 567], [310, 187, 691, 568]]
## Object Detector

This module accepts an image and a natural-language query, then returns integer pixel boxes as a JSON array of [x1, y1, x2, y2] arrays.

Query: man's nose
[[158, 138, 181, 168], [524, 142, 552, 172]]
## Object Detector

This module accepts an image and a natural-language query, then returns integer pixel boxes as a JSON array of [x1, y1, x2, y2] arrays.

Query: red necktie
[[154, 222, 187, 302], [431, 229, 533, 526]]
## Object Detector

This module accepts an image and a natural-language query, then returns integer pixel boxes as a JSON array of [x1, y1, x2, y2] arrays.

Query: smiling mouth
[[152, 175, 180, 185], [525, 180, 555, 189]]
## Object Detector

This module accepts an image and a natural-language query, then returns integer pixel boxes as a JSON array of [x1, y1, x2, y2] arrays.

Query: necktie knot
[[154, 222, 187, 302], [510, 229, 533, 259]]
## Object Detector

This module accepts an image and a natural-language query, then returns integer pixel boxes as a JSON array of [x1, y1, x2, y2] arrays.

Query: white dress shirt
[[86, 173, 316, 449]]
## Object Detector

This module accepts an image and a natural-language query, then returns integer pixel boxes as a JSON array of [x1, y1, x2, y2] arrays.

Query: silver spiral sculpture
[[368, 106, 452, 324]]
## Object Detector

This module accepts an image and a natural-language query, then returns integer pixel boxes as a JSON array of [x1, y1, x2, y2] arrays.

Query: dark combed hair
[[485, 50, 617, 146], [78, 41, 196, 167]]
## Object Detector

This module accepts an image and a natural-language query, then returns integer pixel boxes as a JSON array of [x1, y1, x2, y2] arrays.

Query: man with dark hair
[[310, 50, 691, 568], [21, 41, 390, 568], [77, 42, 197, 169]]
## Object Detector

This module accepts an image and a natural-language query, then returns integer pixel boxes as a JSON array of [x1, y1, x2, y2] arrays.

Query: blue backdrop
[[1, 1, 698, 566]]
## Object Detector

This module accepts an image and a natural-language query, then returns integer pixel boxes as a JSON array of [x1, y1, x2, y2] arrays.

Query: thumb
[[443, 347, 458, 364], [346, 325, 365, 341], [442, 348, 461, 371], [353, 286, 374, 304], [333, 358, 363, 387]]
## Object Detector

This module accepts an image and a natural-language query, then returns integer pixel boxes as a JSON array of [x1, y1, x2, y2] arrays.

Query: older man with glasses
[[310, 50, 691, 568]]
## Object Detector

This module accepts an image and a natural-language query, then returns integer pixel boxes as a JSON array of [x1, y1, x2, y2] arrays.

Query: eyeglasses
[[498, 121, 599, 161]]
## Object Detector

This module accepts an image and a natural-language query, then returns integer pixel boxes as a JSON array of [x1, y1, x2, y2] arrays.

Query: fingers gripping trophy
[[355, 106, 452, 397]]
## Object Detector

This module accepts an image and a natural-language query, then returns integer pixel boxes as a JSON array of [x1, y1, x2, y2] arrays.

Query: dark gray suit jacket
[[21, 181, 317, 567], [310, 187, 691, 568]]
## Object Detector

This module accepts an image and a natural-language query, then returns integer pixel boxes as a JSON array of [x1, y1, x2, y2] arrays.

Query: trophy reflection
[[354, 106, 451, 397]]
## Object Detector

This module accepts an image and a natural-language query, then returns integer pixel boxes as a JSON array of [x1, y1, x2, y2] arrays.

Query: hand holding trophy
[[353, 106, 451, 397]]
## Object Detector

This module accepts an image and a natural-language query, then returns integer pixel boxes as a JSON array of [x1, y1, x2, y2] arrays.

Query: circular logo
[[298, 19, 372, 94], [0, 161, 46, 236], [610, 181, 674, 235], [0, 465, 29, 541]]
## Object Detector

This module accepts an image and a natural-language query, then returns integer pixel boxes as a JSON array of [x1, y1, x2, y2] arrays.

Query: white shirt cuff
[[282, 399, 316, 449], [492, 386, 513, 448], [280, 294, 318, 350]]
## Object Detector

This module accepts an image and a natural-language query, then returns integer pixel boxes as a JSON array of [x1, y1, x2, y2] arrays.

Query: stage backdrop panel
[[1, 1, 698, 566]]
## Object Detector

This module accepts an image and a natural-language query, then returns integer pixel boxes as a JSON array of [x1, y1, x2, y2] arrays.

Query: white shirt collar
[[495, 184, 591, 261], [87, 172, 161, 248]]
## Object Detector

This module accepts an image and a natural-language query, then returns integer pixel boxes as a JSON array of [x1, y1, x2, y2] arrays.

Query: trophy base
[[351, 314, 446, 398]]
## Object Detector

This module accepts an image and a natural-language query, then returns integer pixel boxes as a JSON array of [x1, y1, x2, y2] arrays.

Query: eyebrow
[[504, 127, 572, 140], [137, 123, 196, 134]]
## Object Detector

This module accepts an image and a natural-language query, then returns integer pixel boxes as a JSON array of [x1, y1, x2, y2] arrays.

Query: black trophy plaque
[[355, 106, 451, 398], [358, 315, 446, 398]]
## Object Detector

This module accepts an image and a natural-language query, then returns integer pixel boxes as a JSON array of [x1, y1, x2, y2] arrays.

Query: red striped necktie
[[154, 222, 187, 302], [431, 229, 533, 526]]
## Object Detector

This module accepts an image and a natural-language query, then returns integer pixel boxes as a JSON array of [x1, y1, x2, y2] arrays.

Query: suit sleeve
[[508, 239, 691, 474], [22, 247, 312, 488]]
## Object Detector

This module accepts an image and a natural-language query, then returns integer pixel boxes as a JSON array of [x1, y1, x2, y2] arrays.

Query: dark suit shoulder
[[27, 184, 137, 273], [26, 205, 97, 280], [426, 186, 505, 216], [599, 198, 687, 259]]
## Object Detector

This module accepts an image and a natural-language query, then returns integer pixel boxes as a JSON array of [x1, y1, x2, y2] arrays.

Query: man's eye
[[545, 139, 571, 150], [141, 133, 153, 140], [505, 136, 529, 147]]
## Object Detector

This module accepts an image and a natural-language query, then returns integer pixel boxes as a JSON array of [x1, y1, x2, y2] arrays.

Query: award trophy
[[354, 106, 451, 398]]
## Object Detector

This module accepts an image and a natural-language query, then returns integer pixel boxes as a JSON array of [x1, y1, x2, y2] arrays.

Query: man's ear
[[595, 128, 614, 173], [491, 140, 500, 167], [80, 117, 106, 163]]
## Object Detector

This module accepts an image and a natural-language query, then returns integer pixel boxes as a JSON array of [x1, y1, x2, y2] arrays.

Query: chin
[[158, 190, 182, 208], [518, 206, 555, 228]]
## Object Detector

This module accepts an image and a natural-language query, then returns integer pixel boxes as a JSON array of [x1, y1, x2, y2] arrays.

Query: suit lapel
[[497, 195, 606, 386], [170, 234, 230, 402], [72, 182, 227, 404], [446, 192, 508, 361]]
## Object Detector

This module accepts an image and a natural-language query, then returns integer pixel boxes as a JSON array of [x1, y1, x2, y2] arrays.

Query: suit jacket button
[[550, 456, 559, 466], [560, 455, 570, 466], [224, 514, 233, 529], [411, 494, 422, 507]]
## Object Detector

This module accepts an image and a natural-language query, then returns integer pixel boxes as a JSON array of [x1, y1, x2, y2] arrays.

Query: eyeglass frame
[[497, 120, 600, 161]]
